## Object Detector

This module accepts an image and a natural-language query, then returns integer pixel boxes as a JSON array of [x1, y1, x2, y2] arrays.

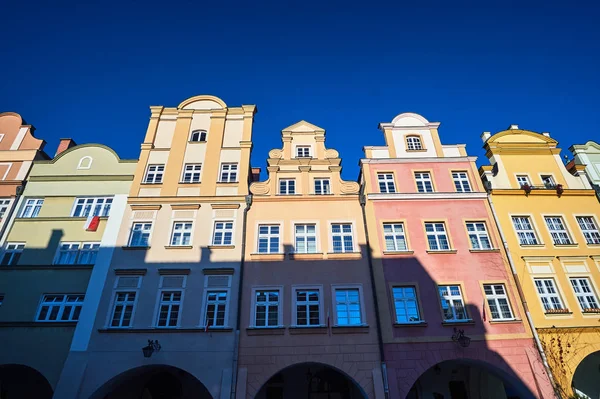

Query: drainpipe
[[486, 192, 560, 398], [359, 193, 389, 399], [0, 183, 25, 245], [231, 194, 252, 399]]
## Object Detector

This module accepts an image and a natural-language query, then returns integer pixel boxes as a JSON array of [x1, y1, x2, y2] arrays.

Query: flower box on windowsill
[[544, 309, 571, 315], [582, 308, 600, 314]]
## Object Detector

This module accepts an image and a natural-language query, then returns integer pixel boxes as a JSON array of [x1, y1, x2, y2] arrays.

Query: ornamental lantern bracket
[[451, 328, 471, 348]]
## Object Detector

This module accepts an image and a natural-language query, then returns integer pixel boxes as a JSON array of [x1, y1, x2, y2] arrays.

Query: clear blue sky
[[1, 1, 599, 180]]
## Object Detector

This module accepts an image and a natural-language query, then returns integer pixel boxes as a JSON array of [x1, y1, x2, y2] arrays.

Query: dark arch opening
[[0, 364, 53, 399], [255, 362, 367, 399], [572, 350, 600, 399], [89, 364, 213, 399], [406, 359, 536, 399]]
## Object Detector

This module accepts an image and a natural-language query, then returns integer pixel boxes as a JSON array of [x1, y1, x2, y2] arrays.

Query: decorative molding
[[158, 268, 191, 275], [250, 253, 286, 261], [14, 216, 108, 223], [339, 180, 360, 195], [115, 268, 147, 276], [211, 203, 240, 209], [207, 245, 235, 250], [250, 181, 270, 195], [98, 328, 233, 333], [268, 149, 283, 159], [324, 149, 339, 159], [130, 204, 162, 211], [288, 253, 324, 261], [164, 246, 194, 250], [368, 192, 487, 200], [326, 252, 362, 260], [170, 204, 200, 210], [202, 267, 235, 275]]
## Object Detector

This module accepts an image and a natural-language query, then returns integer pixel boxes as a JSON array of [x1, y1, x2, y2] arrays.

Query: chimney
[[508, 124, 519, 130], [251, 167, 261, 182], [56, 138, 77, 156], [542, 132, 551, 137], [480, 132, 491, 143]]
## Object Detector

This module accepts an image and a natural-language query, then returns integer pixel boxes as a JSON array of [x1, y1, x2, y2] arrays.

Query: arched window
[[77, 156, 93, 169], [190, 130, 207, 142], [406, 135, 423, 151]]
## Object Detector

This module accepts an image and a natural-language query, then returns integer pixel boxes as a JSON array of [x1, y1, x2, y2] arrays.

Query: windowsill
[[586, 243, 600, 247], [179, 182, 202, 185], [0, 321, 77, 327], [164, 245, 194, 249], [250, 253, 285, 261], [246, 326, 286, 335], [99, 327, 233, 333], [488, 319, 523, 324], [393, 321, 428, 327], [553, 243, 579, 248], [188, 141, 207, 144], [544, 310, 573, 316], [208, 245, 235, 249], [442, 319, 474, 326], [469, 248, 501, 253], [289, 252, 324, 260], [326, 252, 362, 260], [140, 183, 163, 186], [122, 246, 151, 250], [331, 325, 369, 334], [406, 149, 428, 152], [426, 250, 457, 254], [582, 309, 600, 314], [288, 326, 328, 334], [519, 244, 545, 248], [383, 250, 415, 255], [312, 193, 334, 196]]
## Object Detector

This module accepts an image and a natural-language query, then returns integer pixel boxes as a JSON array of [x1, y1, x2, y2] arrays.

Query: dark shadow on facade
[[571, 350, 600, 398]]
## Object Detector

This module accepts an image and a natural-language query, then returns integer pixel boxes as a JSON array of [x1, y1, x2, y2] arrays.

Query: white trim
[[0, 163, 13, 180], [330, 284, 367, 326], [367, 192, 488, 200], [537, 172, 558, 188], [181, 163, 202, 183], [211, 219, 235, 246], [153, 286, 185, 328], [250, 286, 284, 328], [256, 223, 282, 254], [128, 221, 153, 247], [509, 213, 545, 247], [483, 284, 515, 321], [291, 284, 324, 327], [144, 164, 165, 184], [294, 145, 313, 159], [541, 214, 577, 246], [77, 156, 93, 170], [292, 221, 320, 254], [513, 173, 533, 188], [169, 221, 194, 246], [0, 134, 4, 142], [573, 214, 600, 245], [328, 221, 357, 253], [9, 127, 28, 150]]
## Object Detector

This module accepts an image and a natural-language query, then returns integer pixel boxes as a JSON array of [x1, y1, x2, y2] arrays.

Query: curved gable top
[[0, 112, 45, 151], [178, 95, 227, 110], [391, 112, 430, 127], [573, 141, 600, 153], [487, 129, 558, 145]]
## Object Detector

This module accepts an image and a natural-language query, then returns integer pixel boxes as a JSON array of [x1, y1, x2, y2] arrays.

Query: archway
[[255, 362, 367, 399], [406, 360, 535, 399], [572, 350, 600, 399], [0, 364, 53, 399], [89, 365, 213, 399]]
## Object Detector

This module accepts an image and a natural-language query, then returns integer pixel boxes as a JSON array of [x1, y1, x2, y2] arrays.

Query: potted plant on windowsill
[[545, 308, 570, 314], [556, 184, 564, 196], [522, 184, 532, 195], [583, 307, 600, 314]]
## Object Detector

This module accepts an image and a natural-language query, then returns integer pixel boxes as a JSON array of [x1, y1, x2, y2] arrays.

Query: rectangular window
[[170, 222, 193, 246], [383, 223, 407, 251], [220, 163, 238, 183], [393, 286, 421, 323], [334, 288, 362, 326], [110, 292, 137, 327], [406, 136, 423, 151], [55, 242, 100, 265], [295, 289, 320, 326], [425, 222, 450, 251], [279, 179, 296, 195], [516, 175, 531, 187], [466, 222, 492, 250], [545, 216, 573, 245], [182, 164, 202, 183], [20, 199, 44, 218], [144, 164, 164, 184], [415, 172, 434, 193], [534, 278, 564, 311], [0, 199, 11, 219], [512, 216, 539, 245], [295, 224, 317, 253], [156, 291, 182, 327], [576, 216, 600, 245], [72, 197, 113, 217], [36, 294, 84, 322], [331, 223, 354, 253], [212, 221, 234, 246], [377, 173, 396, 193], [129, 222, 152, 247], [570, 278, 600, 311], [204, 291, 228, 327], [541, 175, 556, 188], [258, 225, 280, 254], [483, 284, 514, 320], [452, 172, 472, 193], [296, 146, 311, 158], [314, 179, 331, 195], [1, 243, 24, 266], [78, 243, 100, 264], [254, 290, 280, 327], [438, 285, 467, 321]]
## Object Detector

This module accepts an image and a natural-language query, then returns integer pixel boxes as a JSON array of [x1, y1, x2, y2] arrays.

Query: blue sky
[[1, 1, 599, 180]]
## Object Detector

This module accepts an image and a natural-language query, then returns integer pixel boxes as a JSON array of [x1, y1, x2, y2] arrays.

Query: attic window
[[296, 146, 311, 158], [190, 130, 207, 142], [77, 156, 93, 170], [406, 136, 423, 151]]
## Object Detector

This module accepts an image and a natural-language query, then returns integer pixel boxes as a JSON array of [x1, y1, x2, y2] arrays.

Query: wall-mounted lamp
[[451, 328, 471, 348], [142, 339, 161, 358]]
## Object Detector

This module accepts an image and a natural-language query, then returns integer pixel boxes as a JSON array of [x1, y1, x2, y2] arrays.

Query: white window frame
[[483, 284, 514, 321], [377, 173, 396, 193], [511, 216, 540, 245], [1, 243, 24, 266], [294, 223, 318, 254], [291, 285, 323, 327], [330, 222, 355, 253], [576, 216, 600, 245], [251, 286, 283, 328], [279, 179, 296, 195], [54, 242, 100, 265], [71, 197, 113, 217], [452, 171, 472, 193], [20, 198, 44, 218], [383, 223, 408, 252], [107, 276, 142, 329], [540, 174, 557, 188], [296, 146, 311, 158], [170, 221, 193, 246], [516, 174, 531, 187], [466, 222, 492, 250], [154, 276, 187, 328], [257, 224, 281, 254], [406, 136, 423, 151], [314, 178, 331, 195], [144, 164, 165, 184], [534, 278, 565, 312], [219, 163, 238, 183], [415, 172, 434, 193], [425, 222, 450, 251], [544, 216, 574, 245], [331, 284, 366, 326], [438, 285, 469, 322], [0, 198, 11, 219], [35, 294, 84, 322], [128, 222, 153, 247], [181, 164, 202, 183], [190, 130, 207, 142], [570, 277, 600, 311], [203, 290, 229, 328], [212, 220, 234, 246], [392, 286, 422, 324]]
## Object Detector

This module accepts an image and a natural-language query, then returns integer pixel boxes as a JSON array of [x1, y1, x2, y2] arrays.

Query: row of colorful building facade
[[0, 95, 599, 399]]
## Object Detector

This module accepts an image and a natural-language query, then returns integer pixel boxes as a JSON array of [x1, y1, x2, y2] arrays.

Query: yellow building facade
[[480, 126, 600, 398]]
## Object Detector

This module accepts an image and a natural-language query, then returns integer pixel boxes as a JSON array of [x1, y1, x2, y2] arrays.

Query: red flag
[[85, 215, 100, 231], [204, 319, 212, 332], [483, 299, 487, 322]]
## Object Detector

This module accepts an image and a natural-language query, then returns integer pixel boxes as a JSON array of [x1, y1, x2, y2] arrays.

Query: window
[[570, 278, 600, 311], [77, 156, 93, 169], [296, 146, 311, 158], [314, 179, 331, 195], [334, 288, 362, 326], [438, 285, 467, 321], [254, 290, 280, 327], [452, 172, 472, 193], [279, 179, 296, 195], [20, 199, 43, 218], [576, 216, 600, 245], [541, 175, 556, 188], [190, 130, 207, 142], [157, 291, 182, 327], [170, 222, 193, 246], [1, 243, 24, 265], [534, 279, 564, 311], [425, 222, 450, 251], [258, 225, 280, 254], [406, 136, 423, 151], [0, 199, 11, 219], [393, 286, 421, 323], [512, 216, 539, 245], [212, 221, 234, 246], [220, 163, 238, 182], [466, 222, 492, 250], [295, 224, 317, 253], [36, 294, 84, 322], [331, 223, 354, 253], [144, 164, 164, 184], [110, 292, 137, 327], [377, 173, 396, 193], [182, 164, 202, 183], [483, 284, 514, 320], [383, 223, 407, 251], [545, 216, 573, 245], [72, 197, 113, 217], [516, 175, 531, 187], [204, 291, 228, 327], [295, 289, 321, 326], [55, 242, 100, 265], [128, 222, 152, 247], [415, 172, 434, 193]]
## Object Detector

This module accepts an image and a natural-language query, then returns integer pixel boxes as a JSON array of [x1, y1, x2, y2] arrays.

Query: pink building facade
[[360, 113, 554, 398]]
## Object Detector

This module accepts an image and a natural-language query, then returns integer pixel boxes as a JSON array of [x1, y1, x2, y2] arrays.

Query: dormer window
[[190, 130, 207, 142], [406, 136, 423, 151], [296, 146, 311, 158]]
